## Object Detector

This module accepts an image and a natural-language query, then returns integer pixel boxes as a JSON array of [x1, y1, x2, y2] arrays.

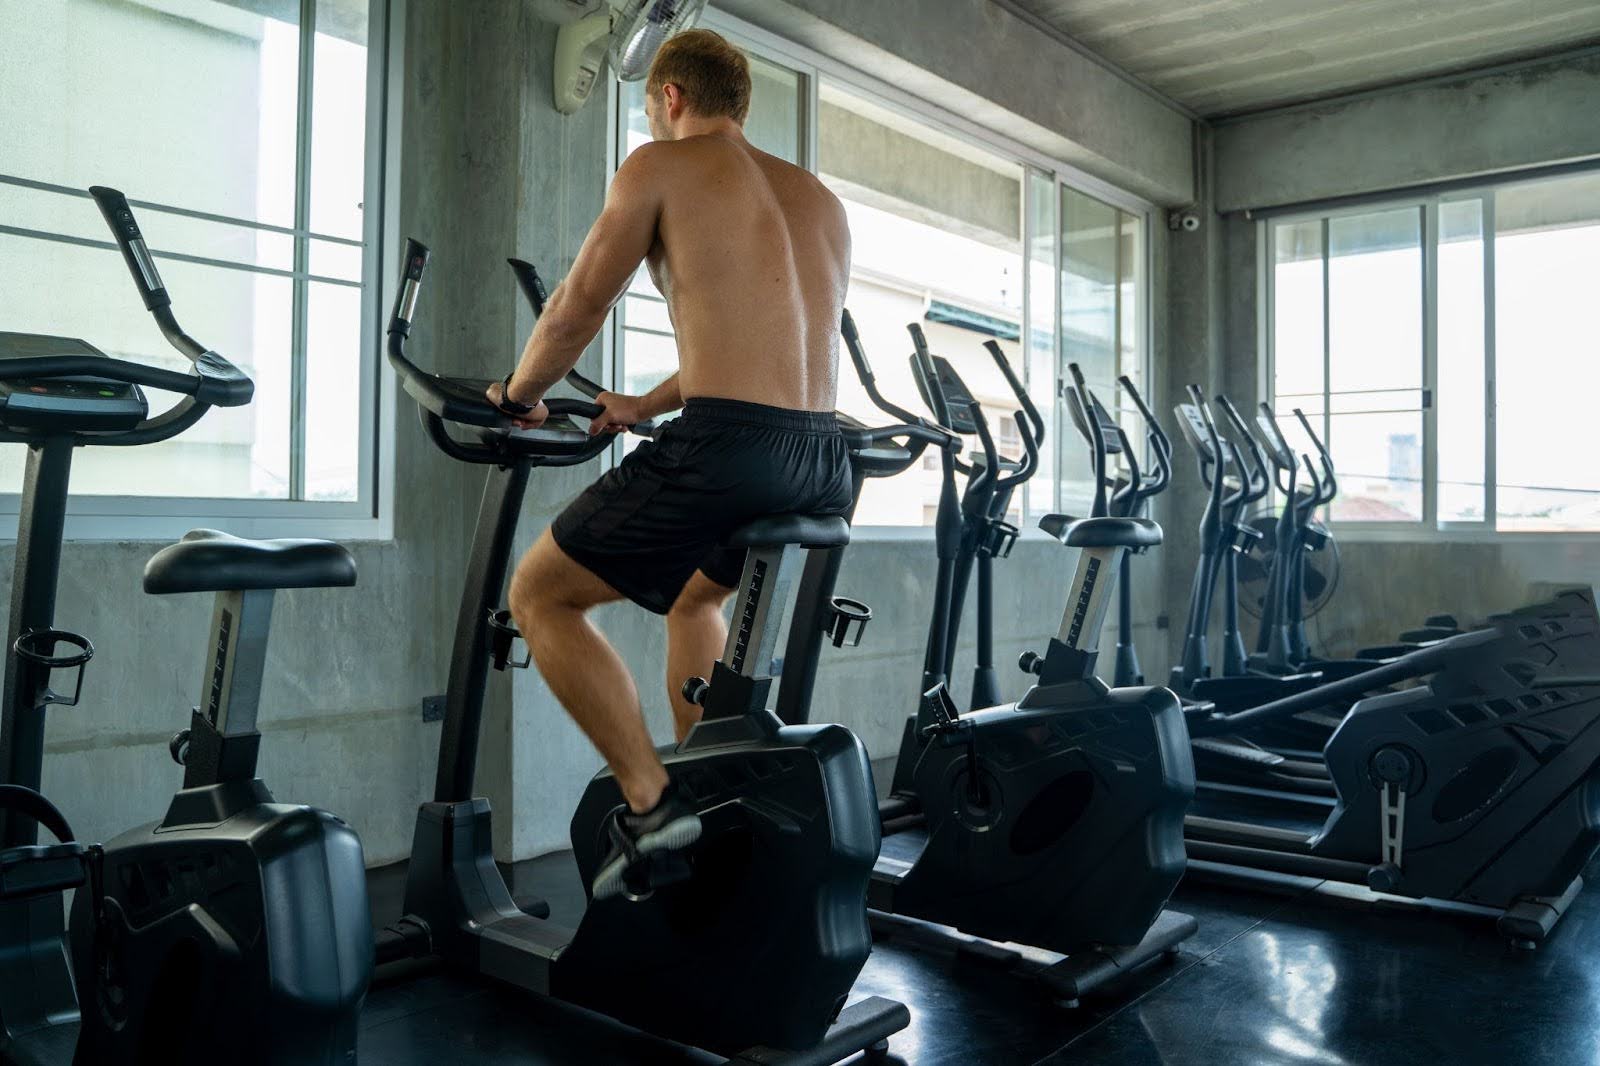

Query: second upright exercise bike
[[788, 329, 1197, 1005]]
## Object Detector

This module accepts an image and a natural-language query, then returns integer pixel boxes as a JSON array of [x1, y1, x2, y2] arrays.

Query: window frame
[[607, 6, 1156, 535], [1260, 167, 1600, 541], [0, 0, 400, 542]]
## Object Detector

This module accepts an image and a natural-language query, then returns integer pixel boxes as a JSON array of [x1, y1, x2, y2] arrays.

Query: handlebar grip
[[391, 238, 429, 331], [507, 258, 549, 315], [1068, 362, 1088, 391], [1292, 407, 1329, 457], [545, 398, 604, 420], [89, 186, 169, 312], [841, 308, 860, 346], [842, 309, 873, 380], [906, 323, 951, 428]]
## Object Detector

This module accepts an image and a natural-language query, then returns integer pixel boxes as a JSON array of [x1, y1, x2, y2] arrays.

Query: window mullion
[[289, 0, 317, 502], [1020, 170, 1033, 518], [1320, 217, 1331, 460], [1053, 177, 1065, 514], [1421, 202, 1438, 528], [1483, 192, 1498, 530]]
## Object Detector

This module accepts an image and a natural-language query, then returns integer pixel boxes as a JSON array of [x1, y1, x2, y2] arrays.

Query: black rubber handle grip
[[89, 185, 169, 311]]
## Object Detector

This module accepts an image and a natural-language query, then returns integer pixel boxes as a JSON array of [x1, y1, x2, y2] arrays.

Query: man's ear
[[662, 83, 686, 122]]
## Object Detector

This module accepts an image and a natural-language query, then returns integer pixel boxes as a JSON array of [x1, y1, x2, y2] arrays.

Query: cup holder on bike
[[13, 629, 93, 708], [824, 597, 873, 648], [487, 609, 531, 670], [979, 521, 1020, 559]]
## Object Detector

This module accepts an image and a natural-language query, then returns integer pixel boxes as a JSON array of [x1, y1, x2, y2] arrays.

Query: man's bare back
[[642, 135, 849, 412]]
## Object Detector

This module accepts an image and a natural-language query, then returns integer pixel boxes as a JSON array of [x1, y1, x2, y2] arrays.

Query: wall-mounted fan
[[1236, 508, 1342, 621], [531, 0, 709, 114]]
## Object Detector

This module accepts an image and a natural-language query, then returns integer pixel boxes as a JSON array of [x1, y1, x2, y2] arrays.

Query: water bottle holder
[[487, 609, 531, 671], [979, 520, 1020, 559], [13, 629, 93, 708], [824, 596, 873, 648]]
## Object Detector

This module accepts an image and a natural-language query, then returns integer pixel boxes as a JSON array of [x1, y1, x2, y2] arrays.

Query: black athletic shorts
[[551, 398, 852, 615]]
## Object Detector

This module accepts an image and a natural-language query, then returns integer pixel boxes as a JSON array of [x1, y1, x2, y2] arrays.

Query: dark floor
[[358, 800, 1600, 1066]]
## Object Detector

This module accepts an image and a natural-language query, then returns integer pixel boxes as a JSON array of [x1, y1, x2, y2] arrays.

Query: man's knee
[[512, 532, 617, 618]]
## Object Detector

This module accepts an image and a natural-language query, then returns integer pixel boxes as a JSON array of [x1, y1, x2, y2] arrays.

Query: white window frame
[[1260, 168, 1600, 542], [607, 6, 1155, 536], [0, 0, 401, 542]]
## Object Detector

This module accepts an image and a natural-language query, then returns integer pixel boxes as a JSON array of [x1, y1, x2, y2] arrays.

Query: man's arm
[[494, 146, 667, 409]]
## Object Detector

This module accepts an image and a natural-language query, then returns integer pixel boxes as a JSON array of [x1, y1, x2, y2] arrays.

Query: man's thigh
[[517, 529, 627, 611]]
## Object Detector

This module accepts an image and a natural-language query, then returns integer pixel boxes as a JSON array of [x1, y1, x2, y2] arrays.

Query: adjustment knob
[[681, 677, 710, 706], [1370, 745, 1413, 785], [1018, 651, 1044, 675], [1367, 862, 1402, 893], [169, 729, 191, 766]]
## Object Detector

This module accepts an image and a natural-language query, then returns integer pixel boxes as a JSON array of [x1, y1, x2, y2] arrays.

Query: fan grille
[[610, 0, 709, 81]]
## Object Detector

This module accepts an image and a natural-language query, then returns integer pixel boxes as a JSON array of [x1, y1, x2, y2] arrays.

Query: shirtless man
[[485, 30, 852, 899]]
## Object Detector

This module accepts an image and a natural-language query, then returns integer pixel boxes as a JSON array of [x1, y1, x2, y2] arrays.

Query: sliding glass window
[[607, 19, 1151, 530], [0, 0, 380, 509], [1265, 167, 1600, 533]]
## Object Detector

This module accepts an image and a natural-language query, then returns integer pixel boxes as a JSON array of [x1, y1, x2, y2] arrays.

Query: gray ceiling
[[1004, 0, 1600, 117]]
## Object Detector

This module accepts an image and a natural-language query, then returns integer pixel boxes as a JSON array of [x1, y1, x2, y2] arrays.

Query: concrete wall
[[1214, 49, 1600, 213], [1161, 51, 1600, 665]]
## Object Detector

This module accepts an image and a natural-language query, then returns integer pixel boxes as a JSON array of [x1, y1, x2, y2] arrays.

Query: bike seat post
[[183, 587, 275, 788]]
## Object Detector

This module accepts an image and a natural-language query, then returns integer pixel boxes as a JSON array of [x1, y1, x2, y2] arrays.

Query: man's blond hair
[[645, 29, 752, 123]]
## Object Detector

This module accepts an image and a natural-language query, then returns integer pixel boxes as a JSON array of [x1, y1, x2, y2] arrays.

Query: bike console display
[[0, 334, 149, 432]]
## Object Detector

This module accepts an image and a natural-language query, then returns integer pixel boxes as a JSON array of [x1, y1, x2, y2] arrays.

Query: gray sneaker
[[591, 783, 703, 901]]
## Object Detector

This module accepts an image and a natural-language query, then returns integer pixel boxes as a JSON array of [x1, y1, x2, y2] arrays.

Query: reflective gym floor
[[358, 774, 1600, 1065]]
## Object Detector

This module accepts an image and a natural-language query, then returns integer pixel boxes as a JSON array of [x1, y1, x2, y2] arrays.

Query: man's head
[[644, 29, 751, 141]]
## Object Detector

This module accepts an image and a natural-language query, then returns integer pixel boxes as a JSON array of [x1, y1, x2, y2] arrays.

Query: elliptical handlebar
[[1294, 407, 1337, 506], [982, 338, 1045, 445], [1067, 362, 1111, 518], [906, 323, 951, 428], [842, 311, 930, 430], [1001, 407, 1039, 487], [1216, 394, 1269, 504], [1184, 385, 1229, 507], [1120, 375, 1171, 500]]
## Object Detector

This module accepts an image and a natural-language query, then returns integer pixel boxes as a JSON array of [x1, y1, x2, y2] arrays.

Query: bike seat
[[724, 514, 851, 549], [1038, 514, 1163, 549], [144, 529, 358, 595]]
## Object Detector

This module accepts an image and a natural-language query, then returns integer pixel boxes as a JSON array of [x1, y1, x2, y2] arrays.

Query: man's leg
[[665, 570, 736, 741], [510, 529, 668, 814]]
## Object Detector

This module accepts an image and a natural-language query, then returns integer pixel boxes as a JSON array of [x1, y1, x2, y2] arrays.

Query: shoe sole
[[591, 813, 703, 901]]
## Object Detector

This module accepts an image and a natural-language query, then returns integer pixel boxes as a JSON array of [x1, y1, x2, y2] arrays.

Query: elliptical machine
[[789, 332, 1197, 1005], [0, 187, 372, 1065], [375, 242, 915, 1062], [903, 329, 1045, 710]]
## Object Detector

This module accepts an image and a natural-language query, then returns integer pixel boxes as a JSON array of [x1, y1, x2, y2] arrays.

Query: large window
[[819, 81, 1028, 526], [0, 0, 379, 510], [609, 20, 1150, 528], [1059, 187, 1144, 516], [1266, 168, 1600, 533]]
